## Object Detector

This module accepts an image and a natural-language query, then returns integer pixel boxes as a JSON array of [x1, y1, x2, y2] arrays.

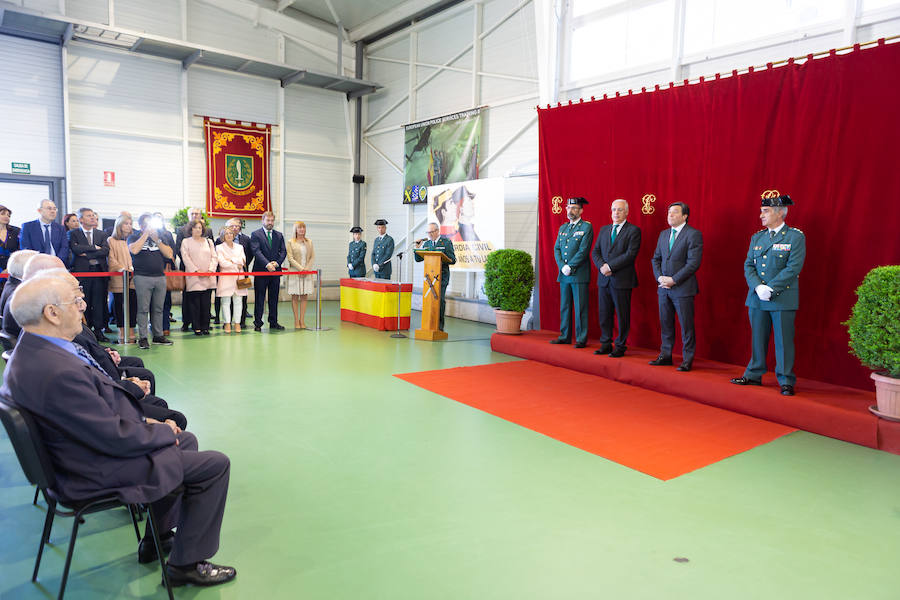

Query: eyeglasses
[[54, 296, 86, 308]]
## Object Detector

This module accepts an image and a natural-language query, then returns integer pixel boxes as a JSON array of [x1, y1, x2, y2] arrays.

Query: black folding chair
[[0, 395, 174, 600], [0, 330, 16, 352]]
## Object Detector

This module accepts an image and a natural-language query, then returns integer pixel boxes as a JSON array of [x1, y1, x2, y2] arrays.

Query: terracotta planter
[[494, 309, 524, 335], [873, 372, 900, 417]]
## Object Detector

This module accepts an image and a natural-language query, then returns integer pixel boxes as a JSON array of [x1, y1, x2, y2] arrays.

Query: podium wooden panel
[[414, 249, 451, 341]]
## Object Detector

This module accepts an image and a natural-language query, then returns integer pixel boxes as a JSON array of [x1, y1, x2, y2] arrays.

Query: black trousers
[[185, 290, 212, 332], [658, 292, 696, 364], [112, 291, 138, 328], [254, 275, 281, 327], [597, 285, 633, 350], [80, 276, 109, 333], [151, 432, 230, 566]]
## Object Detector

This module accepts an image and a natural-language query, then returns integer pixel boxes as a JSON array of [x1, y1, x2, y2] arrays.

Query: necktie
[[611, 225, 618, 243], [769, 229, 776, 239], [669, 228, 676, 250], [87, 230, 93, 245], [43, 224, 51, 253], [266, 230, 272, 247], [72, 342, 107, 374]]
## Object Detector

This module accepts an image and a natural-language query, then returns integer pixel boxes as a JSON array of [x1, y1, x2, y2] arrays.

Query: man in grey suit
[[591, 199, 641, 357], [2, 274, 236, 587], [649, 202, 703, 371]]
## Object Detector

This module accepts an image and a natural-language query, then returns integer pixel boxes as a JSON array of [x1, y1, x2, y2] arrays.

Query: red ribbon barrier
[[0, 270, 318, 278]]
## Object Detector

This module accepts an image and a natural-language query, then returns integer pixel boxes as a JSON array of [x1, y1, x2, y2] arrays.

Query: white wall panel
[[482, 2, 538, 79], [415, 67, 473, 119], [285, 86, 349, 157], [365, 59, 409, 129], [69, 132, 182, 218], [0, 35, 65, 178], [186, 0, 279, 62], [416, 9, 473, 65], [116, 0, 183, 38], [283, 154, 351, 221], [285, 39, 335, 73], [68, 44, 181, 137], [188, 67, 279, 124], [23, 0, 62, 14], [66, 0, 109, 23]]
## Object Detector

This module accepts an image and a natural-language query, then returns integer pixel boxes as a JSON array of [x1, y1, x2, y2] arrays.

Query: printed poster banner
[[403, 107, 482, 204], [427, 177, 504, 270], [205, 117, 271, 218]]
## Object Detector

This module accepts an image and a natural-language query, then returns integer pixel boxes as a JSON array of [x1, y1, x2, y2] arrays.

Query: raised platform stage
[[491, 330, 900, 455]]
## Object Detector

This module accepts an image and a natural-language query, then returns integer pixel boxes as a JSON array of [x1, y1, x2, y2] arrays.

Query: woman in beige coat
[[215, 227, 247, 333], [286, 221, 315, 329], [181, 221, 218, 335], [107, 214, 137, 343]]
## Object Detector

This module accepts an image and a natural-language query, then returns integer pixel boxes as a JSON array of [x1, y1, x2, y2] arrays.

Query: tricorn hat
[[374, 219, 388, 226], [760, 194, 793, 207], [567, 197, 588, 206], [350, 226, 363, 233]]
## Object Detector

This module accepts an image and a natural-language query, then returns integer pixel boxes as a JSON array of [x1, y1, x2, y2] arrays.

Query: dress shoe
[[194, 331, 203, 336], [677, 362, 692, 372], [593, 344, 613, 355], [253, 325, 262, 332], [549, 338, 570, 345], [234, 324, 241, 333], [181, 324, 191, 332], [152, 336, 174, 346], [165, 561, 237, 587], [163, 330, 170, 336], [270, 323, 285, 331], [730, 377, 762, 386], [574, 342, 586, 349], [781, 385, 795, 396], [202, 330, 210, 336], [138, 338, 150, 350], [608, 347, 626, 358], [138, 530, 175, 564], [648, 355, 673, 366]]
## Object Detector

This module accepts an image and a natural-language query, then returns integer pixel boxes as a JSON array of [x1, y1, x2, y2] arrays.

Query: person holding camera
[[128, 213, 175, 349]]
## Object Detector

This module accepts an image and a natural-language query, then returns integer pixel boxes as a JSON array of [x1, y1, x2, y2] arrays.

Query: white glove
[[755, 284, 773, 301], [348, 263, 353, 271], [562, 264, 572, 276], [373, 263, 380, 272]]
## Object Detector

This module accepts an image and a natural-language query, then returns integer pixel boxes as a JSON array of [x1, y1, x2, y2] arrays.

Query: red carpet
[[396, 361, 795, 480], [490, 330, 898, 453]]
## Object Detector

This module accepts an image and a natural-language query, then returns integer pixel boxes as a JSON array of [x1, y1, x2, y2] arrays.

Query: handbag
[[236, 276, 252, 289], [164, 264, 185, 291]]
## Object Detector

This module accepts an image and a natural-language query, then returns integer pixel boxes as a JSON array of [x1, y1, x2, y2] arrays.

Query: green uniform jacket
[[743, 226, 806, 311], [415, 237, 457, 280], [348, 240, 367, 277], [554, 219, 594, 284], [371, 234, 395, 277]]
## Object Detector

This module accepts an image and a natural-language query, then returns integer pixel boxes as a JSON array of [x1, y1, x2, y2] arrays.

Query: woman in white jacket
[[215, 227, 247, 333]]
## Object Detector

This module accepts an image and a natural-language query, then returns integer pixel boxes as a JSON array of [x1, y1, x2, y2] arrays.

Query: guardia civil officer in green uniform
[[371, 219, 394, 280], [414, 222, 457, 331], [550, 197, 594, 348], [347, 226, 366, 277], [731, 194, 806, 395]]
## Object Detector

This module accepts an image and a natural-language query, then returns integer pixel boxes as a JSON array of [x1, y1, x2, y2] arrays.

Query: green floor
[[2, 301, 900, 599]]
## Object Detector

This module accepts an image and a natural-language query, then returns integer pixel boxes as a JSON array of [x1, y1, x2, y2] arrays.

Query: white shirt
[[81, 227, 95, 245], [768, 222, 786, 235]]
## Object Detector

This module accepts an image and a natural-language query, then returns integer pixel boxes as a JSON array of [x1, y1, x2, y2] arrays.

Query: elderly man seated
[[1, 273, 236, 587], [0, 249, 38, 316]]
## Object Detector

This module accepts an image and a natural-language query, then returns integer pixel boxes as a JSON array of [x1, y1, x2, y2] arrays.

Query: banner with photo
[[403, 108, 482, 204], [205, 117, 272, 218], [427, 177, 504, 270]]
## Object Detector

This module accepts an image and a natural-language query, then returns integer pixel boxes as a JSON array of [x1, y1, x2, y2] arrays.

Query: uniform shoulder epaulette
[[756, 228, 766, 234], [790, 226, 804, 233]]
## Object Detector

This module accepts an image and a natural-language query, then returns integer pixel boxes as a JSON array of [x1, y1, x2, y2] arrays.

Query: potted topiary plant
[[844, 265, 900, 419], [483, 249, 535, 335]]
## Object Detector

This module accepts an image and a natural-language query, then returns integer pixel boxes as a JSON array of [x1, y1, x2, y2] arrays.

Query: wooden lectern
[[414, 249, 452, 341]]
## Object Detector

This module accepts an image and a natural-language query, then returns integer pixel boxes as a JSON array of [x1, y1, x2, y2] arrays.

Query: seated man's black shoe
[[270, 323, 285, 331], [781, 385, 795, 396], [166, 561, 237, 587], [138, 530, 175, 564], [609, 347, 626, 358], [730, 377, 762, 386], [648, 355, 672, 366], [677, 362, 692, 372], [593, 344, 613, 355], [574, 342, 586, 349], [549, 338, 569, 344]]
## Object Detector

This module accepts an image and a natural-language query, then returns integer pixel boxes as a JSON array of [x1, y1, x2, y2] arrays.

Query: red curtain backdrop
[[205, 118, 271, 218], [538, 40, 900, 390]]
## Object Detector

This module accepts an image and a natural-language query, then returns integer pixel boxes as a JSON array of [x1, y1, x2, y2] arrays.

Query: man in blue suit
[[649, 202, 703, 371], [250, 211, 286, 331], [731, 194, 806, 395], [18, 199, 69, 265], [591, 199, 641, 357]]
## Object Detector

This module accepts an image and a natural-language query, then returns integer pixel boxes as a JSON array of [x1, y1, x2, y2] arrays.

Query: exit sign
[[11, 162, 30, 174]]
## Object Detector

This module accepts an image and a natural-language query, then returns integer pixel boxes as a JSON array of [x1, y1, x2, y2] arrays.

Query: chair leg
[[33, 486, 40, 505], [32, 499, 56, 582], [128, 505, 141, 542], [145, 504, 174, 600], [58, 515, 84, 600]]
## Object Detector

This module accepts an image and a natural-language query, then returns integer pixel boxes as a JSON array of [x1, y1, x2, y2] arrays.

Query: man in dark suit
[[250, 211, 286, 331], [68, 208, 111, 341], [18, 199, 70, 265], [2, 274, 236, 586], [591, 199, 641, 357], [649, 202, 703, 371]]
